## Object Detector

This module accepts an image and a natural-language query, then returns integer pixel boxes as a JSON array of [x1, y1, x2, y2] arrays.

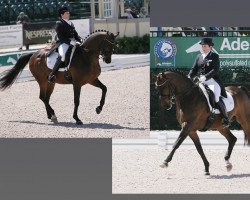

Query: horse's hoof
[[226, 163, 233, 172], [96, 107, 102, 114], [160, 162, 168, 168], [51, 115, 58, 123], [205, 171, 210, 176], [76, 120, 83, 125]]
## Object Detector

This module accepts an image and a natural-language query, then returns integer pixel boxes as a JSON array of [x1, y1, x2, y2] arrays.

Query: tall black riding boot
[[217, 99, 230, 128], [48, 57, 64, 83]]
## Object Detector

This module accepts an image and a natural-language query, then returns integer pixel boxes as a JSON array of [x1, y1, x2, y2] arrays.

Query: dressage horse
[[155, 70, 250, 175], [0, 31, 119, 125]]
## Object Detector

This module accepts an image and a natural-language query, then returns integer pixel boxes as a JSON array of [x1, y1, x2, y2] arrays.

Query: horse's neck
[[170, 75, 193, 96], [84, 34, 105, 53], [173, 78, 203, 111]]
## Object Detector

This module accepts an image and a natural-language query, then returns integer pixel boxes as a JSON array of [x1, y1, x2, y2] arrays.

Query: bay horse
[[0, 30, 119, 125], [155, 70, 250, 175]]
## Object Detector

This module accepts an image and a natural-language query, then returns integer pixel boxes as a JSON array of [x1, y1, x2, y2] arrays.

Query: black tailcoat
[[188, 51, 227, 97], [55, 19, 81, 45]]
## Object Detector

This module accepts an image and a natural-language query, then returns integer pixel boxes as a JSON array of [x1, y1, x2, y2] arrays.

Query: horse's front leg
[[189, 131, 210, 175], [160, 122, 190, 168], [73, 84, 83, 125], [90, 78, 107, 114]]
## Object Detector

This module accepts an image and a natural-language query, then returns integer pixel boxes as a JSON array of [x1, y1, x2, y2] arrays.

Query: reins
[[155, 76, 196, 101]]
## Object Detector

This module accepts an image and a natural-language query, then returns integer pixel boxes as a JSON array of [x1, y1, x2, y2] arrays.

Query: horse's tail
[[0, 53, 33, 90], [239, 86, 250, 99]]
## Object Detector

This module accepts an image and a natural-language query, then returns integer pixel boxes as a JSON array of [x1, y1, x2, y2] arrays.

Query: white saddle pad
[[199, 83, 234, 114], [46, 46, 76, 72], [46, 52, 65, 72]]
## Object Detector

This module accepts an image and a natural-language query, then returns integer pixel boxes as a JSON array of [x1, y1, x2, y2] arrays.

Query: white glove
[[70, 40, 76, 46], [199, 76, 206, 82]]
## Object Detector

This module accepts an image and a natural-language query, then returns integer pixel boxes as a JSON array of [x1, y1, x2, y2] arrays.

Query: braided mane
[[83, 29, 108, 41], [163, 68, 188, 77], [161, 68, 195, 85]]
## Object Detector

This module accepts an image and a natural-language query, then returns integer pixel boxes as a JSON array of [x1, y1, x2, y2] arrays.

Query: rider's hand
[[70, 40, 77, 46], [199, 76, 206, 82]]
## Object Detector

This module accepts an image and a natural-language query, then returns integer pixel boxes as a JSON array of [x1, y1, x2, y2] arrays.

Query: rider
[[188, 38, 230, 128], [48, 6, 82, 83]]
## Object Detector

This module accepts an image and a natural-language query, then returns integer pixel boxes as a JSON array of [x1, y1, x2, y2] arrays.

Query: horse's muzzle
[[160, 101, 173, 110], [163, 104, 172, 110], [103, 57, 111, 64]]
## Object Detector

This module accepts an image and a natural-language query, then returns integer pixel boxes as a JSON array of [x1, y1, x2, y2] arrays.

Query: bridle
[[155, 78, 176, 110], [100, 34, 116, 59]]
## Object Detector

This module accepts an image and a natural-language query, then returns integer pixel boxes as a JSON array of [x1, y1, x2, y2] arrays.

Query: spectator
[[124, 8, 134, 19], [16, 12, 29, 25], [130, 6, 138, 18], [139, 7, 148, 18], [16, 12, 30, 50], [209, 27, 220, 36]]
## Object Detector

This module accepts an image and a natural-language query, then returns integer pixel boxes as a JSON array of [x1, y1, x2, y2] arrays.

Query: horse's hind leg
[[90, 78, 107, 114], [241, 122, 250, 145], [236, 114, 250, 145], [218, 127, 237, 171], [189, 131, 210, 175], [39, 83, 57, 122]]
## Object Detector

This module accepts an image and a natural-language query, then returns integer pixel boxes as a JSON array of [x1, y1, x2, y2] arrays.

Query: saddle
[[198, 82, 234, 132], [45, 42, 89, 69], [45, 42, 60, 57], [45, 45, 74, 69], [203, 84, 216, 108]]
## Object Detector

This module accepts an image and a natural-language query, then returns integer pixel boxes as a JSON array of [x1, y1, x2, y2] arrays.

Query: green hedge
[[114, 34, 149, 54]]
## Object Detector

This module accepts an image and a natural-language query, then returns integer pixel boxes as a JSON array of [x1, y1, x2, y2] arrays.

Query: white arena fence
[[113, 130, 247, 150]]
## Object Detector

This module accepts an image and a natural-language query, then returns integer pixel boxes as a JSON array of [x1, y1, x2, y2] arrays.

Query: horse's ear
[[109, 32, 114, 38], [114, 32, 119, 38]]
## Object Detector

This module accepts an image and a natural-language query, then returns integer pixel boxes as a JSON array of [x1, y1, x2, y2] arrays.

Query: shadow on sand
[[209, 173, 250, 179], [8, 120, 146, 131]]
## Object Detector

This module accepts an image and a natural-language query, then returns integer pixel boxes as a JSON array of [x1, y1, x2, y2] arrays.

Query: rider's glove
[[199, 76, 206, 82], [70, 40, 77, 46]]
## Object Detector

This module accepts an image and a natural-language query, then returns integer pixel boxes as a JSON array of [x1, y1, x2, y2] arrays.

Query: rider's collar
[[62, 18, 72, 26], [202, 51, 211, 59]]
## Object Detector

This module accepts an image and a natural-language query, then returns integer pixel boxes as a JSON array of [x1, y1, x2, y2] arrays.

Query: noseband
[[155, 78, 176, 110]]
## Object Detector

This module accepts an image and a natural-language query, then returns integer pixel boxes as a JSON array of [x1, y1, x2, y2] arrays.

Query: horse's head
[[100, 31, 119, 63], [154, 72, 175, 110], [81, 31, 119, 63]]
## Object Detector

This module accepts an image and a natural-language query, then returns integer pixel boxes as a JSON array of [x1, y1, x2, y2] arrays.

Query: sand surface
[[0, 67, 149, 138], [113, 141, 250, 194]]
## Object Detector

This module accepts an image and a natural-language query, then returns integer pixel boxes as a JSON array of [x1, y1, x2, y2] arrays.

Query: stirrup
[[48, 74, 56, 83]]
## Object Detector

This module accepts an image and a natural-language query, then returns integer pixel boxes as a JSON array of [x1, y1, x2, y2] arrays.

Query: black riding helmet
[[58, 6, 69, 17], [199, 38, 214, 46]]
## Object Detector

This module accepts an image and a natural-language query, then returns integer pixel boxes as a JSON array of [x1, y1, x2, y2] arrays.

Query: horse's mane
[[162, 68, 194, 85], [83, 29, 108, 42], [163, 68, 186, 77]]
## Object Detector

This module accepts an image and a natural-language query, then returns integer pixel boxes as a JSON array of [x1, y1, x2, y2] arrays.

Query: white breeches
[[58, 43, 70, 61], [203, 78, 221, 102]]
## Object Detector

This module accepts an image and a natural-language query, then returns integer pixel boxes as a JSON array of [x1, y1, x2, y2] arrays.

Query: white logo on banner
[[0, 24, 23, 49]]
